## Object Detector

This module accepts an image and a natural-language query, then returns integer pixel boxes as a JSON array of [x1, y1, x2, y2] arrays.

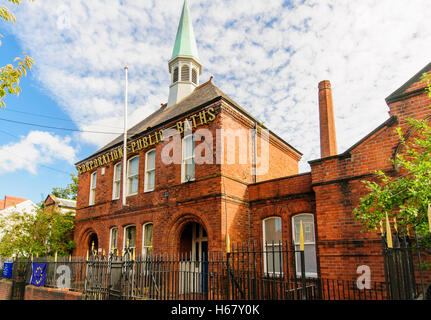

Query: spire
[[167, 0, 202, 107], [171, 0, 199, 60]]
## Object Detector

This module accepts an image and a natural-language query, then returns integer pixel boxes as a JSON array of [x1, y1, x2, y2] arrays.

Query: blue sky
[[0, 0, 430, 204]]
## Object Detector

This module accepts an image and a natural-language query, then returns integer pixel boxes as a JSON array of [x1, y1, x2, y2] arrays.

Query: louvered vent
[[181, 65, 190, 81], [192, 68, 198, 84], [173, 67, 179, 83]]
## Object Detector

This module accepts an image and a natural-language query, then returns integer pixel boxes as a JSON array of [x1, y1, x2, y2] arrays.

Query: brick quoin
[[74, 62, 431, 283]]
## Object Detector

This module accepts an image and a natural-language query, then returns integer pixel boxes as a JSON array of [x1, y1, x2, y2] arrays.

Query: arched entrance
[[179, 222, 208, 261], [88, 233, 99, 256], [178, 222, 208, 295]]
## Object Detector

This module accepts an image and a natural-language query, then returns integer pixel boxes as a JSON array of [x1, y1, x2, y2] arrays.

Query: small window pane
[[92, 173, 97, 188], [129, 157, 139, 176], [264, 217, 282, 243], [125, 226, 136, 248], [110, 228, 118, 251], [147, 151, 155, 170]]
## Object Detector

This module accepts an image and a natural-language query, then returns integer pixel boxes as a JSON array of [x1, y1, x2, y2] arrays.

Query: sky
[[0, 0, 429, 204]]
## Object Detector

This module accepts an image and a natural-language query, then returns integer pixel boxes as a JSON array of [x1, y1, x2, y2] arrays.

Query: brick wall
[[0, 279, 13, 300], [24, 285, 83, 300]]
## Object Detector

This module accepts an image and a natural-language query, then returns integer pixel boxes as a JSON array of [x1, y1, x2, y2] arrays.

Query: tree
[[353, 72, 431, 236], [0, 0, 34, 108], [51, 173, 78, 200], [0, 204, 75, 257]]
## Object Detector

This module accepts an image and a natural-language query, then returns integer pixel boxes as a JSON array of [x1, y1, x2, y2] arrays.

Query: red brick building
[[73, 1, 431, 282]]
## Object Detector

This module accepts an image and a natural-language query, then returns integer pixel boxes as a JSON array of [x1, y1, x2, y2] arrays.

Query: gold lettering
[[148, 134, 155, 146], [118, 148, 123, 159], [102, 155, 108, 165], [199, 111, 208, 125], [207, 107, 216, 122], [113, 150, 118, 160], [190, 114, 198, 128], [85, 162, 90, 172], [98, 157, 103, 167], [177, 121, 184, 134], [136, 139, 143, 151], [184, 119, 193, 132], [143, 137, 149, 148], [131, 142, 137, 153]]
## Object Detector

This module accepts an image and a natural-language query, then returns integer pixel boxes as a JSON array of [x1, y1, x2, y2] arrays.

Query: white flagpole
[[122, 66, 128, 207]]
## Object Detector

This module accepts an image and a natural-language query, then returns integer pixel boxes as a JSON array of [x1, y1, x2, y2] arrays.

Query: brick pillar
[[318, 80, 338, 158]]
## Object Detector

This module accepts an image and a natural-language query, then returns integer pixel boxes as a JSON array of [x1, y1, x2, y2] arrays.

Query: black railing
[[382, 233, 431, 300]]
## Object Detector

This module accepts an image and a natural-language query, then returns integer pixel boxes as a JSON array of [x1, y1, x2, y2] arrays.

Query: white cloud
[[0, 131, 76, 174], [6, 0, 431, 172]]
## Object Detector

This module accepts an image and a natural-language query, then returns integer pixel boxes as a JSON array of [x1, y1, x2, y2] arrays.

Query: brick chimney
[[318, 80, 338, 158]]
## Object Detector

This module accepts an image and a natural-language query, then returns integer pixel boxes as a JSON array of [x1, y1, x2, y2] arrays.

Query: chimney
[[318, 80, 338, 158]]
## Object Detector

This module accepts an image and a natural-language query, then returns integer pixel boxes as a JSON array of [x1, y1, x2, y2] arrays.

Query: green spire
[[171, 0, 199, 60]]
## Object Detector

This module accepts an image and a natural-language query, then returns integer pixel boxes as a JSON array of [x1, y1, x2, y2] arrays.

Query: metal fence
[[382, 233, 431, 300], [1, 237, 430, 300]]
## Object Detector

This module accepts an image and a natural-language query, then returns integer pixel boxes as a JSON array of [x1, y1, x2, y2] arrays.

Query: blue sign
[[30, 263, 47, 287], [2, 262, 13, 279]]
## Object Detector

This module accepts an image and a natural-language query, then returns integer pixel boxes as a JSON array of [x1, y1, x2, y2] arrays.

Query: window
[[142, 223, 153, 258], [144, 150, 156, 192], [292, 214, 317, 278], [124, 225, 136, 257], [182, 135, 195, 183], [109, 227, 118, 255], [192, 68, 198, 84], [89, 171, 97, 206], [112, 163, 121, 200], [262, 217, 283, 275], [181, 65, 190, 81], [173, 67, 179, 83], [127, 156, 139, 196]]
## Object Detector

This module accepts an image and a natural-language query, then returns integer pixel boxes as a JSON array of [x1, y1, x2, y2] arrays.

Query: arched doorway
[[179, 222, 208, 261], [179, 222, 208, 295], [88, 233, 99, 256]]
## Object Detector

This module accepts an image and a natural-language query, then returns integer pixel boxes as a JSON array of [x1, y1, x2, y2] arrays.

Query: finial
[[209, 76, 214, 83], [385, 213, 393, 249], [299, 221, 305, 251]]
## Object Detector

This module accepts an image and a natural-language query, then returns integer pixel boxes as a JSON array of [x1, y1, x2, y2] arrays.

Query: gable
[[386, 62, 431, 104]]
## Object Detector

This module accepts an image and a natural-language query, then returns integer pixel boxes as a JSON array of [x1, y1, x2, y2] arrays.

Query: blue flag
[[30, 263, 47, 287], [2, 262, 13, 279]]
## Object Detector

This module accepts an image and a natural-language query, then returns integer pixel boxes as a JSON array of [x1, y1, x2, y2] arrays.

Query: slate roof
[[76, 79, 302, 165], [386, 62, 431, 104]]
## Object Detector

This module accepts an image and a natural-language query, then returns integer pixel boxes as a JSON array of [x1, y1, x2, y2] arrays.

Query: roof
[[1, 195, 28, 210], [45, 194, 76, 209], [77, 79, 302, 165], [0, 199, 37, 216], [386, 62, 431, 104], [171, 0, 199, 60]]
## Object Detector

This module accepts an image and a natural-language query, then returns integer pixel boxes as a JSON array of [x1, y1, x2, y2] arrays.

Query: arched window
[[262, 217, 283, 275], [89, 171, 97, 206], [181, 65, 190, 81], [109, 227, 118, 255], [142, 223, 153, 258], [192, 68, 198, 84], [144, 149, 156, 192], [112, 162, 121, 200], [181, 134, 195, 183], [127, 156, 139, 196], [124, 225, 136, 257], [173, 67, 179, 83], [292, 214, 317, 278]]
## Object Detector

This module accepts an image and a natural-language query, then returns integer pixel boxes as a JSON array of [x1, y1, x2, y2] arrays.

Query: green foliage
[[0, 0, 34, 108], [353, 72, 431, 236], [51, 173, 78, 200], [0, 204, 75, 258]]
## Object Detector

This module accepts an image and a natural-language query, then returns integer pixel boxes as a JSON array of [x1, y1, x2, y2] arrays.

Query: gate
[[383, 233, 431, 300], [84, 250, 135, 300]]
